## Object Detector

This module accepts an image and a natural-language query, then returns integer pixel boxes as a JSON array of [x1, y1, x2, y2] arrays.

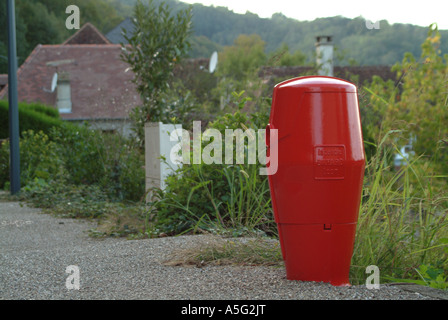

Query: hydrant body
[[266, 76, 365, 286]]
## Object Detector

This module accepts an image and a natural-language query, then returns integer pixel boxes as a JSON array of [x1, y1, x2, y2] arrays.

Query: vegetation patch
[[163, 236, 283, 268]]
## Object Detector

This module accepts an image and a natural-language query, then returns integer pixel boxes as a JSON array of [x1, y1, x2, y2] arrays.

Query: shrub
[[0, 140, 9, 189], [49, 123, 145, 202], [95, 132, 145, 202], [22, 102, 60, 119], [0, 130, 65, 189], [148, 93, 274, 237], [20, 178, 111, 219], [1, 120, 145, 203], [0, 100, 62, 139], [121, 0, 192, 124], [19, 130, 65, 186], [49, 123, 106, 185]]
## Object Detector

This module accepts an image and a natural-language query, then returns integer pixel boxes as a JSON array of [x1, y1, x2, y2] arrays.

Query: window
[[56, 72, 72, 113]]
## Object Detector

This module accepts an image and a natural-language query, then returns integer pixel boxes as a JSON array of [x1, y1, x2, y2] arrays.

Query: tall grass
[[219, 164, 274, 235], [351, 131, 448, 285], [150, 162, 276, 237]]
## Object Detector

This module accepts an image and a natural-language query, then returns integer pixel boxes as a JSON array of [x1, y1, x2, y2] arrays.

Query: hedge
[[0, 100, 62, 139]]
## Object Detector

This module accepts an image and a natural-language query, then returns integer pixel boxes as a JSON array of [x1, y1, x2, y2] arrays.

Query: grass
[[350, 131, 448, 287], [196, 163, 277, 237], [163, 235, 284, 267], [90, 205, 148, 238]]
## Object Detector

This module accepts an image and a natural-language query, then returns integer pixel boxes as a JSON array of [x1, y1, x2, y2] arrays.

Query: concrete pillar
[[145, 122, 182, 201]]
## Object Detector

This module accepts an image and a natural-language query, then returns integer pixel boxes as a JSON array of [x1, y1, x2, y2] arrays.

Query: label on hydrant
[[314, 145, 346, 179]]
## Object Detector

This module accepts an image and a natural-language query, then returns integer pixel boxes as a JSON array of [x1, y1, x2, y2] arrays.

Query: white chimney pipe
[[315, 36, 334, 77]]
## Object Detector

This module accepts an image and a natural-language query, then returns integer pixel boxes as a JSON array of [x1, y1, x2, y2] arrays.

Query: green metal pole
[[7, 0, 20, 195]]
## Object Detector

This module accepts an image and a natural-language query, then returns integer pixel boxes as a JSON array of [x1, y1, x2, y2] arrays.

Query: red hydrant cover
[[266, 76, 365, 286]]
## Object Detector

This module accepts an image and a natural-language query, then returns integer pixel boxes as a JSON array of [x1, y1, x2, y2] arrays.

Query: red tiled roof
[[63, 23, 111, 45], [259, 65, 397, 86], [0, 44, 141, 120]]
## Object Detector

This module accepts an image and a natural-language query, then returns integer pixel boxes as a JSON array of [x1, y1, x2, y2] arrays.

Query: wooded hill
[[116, 0, 448, 66], [1, 0, 447, 74]]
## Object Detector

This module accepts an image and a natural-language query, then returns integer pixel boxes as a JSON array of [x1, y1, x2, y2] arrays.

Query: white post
[[145, 122, 182, 201]]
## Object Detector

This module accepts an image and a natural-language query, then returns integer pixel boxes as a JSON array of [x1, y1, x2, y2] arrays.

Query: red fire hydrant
[[266, 76, 365, 286]]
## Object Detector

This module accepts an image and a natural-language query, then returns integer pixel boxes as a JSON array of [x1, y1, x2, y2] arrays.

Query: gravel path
[[0, 200, 445, 301]]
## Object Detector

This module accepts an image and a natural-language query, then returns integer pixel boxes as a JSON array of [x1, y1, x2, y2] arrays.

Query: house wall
[[67, 118, 134, 138]]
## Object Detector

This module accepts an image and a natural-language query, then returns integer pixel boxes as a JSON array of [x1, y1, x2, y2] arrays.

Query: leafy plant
[[217, 34, 267, 81], [0, 100, 62, 139], [20, 178, 111, 219], [368, 24, 448, 174], [49, 123, 105, 185], [0, 140, 10, 189], [350, 130, 448, 285], [415, 264, 448, 290], [147, 91, 273, 237], [120, 0, 192, 124], [19, 130, 64, 186]]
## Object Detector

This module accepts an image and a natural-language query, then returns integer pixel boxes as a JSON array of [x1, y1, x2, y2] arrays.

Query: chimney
[[315, 36, 334, 77]]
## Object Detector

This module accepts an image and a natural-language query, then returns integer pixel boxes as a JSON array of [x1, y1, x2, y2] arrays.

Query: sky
[[181, 0, 448, 30]]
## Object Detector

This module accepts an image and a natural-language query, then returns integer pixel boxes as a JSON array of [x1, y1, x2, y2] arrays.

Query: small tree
[[390, 24, 448, 172], [121, 0, 192, 128], [217, 34, 267, 81], [363, 24, 448, 173]]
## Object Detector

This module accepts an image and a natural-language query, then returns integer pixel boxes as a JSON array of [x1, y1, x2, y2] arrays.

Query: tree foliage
[[120, 0, 193, 124], [363, 24, 448, 173], [267, 43, 307, 67], [391, 24, 448, 172], [217, 34, 267, 80]]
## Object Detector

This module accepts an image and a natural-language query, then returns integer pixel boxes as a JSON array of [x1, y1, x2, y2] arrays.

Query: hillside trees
[[217, 34, 267, 81], [0, 0, 124, 73]]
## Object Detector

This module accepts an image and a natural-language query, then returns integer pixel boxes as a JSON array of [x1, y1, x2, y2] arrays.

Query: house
[[107, 20, 397, 86], [0, 23, 141, 137], [260, 36, 397, 87], [106, 17, 134, 45], [259, 65, 397, 89]]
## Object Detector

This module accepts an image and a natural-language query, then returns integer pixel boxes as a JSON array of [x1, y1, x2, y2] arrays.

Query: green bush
[[19, 130, 64, 186], [22, 102, 60, 119], [149, 93, 274, 236], [48, 123, 145, 201], [0, 141, 9, 189], [0, 100, 62, 139], [94, 132, 145, 202], [0, 130, 65, 189], [20, 178, 111, 219], [151, 160, 274, 237], [1, 121, 145, 202], [49, 123, 105, 185]]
